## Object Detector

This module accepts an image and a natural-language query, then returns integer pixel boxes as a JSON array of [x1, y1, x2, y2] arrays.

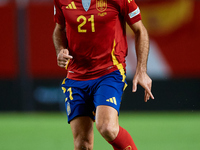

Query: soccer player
[[53, 0, 154, 149]]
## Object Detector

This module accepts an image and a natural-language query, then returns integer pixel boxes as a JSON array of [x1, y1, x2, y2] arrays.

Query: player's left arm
[[129, 20, 154, 102]]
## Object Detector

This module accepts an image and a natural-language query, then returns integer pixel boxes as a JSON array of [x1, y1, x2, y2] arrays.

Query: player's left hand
[[132, 71, 154, 102]]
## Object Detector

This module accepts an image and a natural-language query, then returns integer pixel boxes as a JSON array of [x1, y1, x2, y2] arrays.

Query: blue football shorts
[[61, 70, 127, 123]]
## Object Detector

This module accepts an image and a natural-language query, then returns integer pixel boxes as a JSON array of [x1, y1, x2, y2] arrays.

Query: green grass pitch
[[0, 111, 199, 150]]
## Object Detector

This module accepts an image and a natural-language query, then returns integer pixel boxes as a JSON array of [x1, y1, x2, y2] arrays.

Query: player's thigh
[[96, 105, 119, 127], [70, 116, 94, 142], [95, 105, 119, 141]]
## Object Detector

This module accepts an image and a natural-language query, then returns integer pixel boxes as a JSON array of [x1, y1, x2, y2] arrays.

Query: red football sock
[[108, 126, 137, 150]]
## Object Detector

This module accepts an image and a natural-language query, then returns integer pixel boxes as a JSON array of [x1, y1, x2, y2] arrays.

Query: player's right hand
[[57, 49, 73, 68]]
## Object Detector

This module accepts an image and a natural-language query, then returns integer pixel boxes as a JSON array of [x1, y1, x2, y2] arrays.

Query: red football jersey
[[54, 0, 141, 80]]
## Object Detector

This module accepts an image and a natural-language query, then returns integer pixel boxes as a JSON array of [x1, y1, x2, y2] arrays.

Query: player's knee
[[74, 136, 93, 150], [96, 122, 118, 141]]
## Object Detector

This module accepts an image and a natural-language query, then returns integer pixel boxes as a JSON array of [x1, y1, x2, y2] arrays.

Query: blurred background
[[0, 0, 200, 150], [0, 0, 199, 112]]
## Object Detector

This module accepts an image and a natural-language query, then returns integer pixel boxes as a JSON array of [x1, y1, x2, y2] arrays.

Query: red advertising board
[[138, 0, 200, 78], [0, 1, 18, 78], [26, 2, 67, 78]]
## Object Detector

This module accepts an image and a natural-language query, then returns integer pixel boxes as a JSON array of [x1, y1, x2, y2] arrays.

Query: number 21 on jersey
[[77, 15, 95, 33]]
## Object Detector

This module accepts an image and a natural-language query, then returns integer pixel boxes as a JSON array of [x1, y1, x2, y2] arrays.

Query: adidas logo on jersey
[[66, 1, 77, 9]]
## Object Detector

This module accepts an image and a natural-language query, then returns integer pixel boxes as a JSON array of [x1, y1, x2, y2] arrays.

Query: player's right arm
[[53, 23, 73, 68], [53, 0, 72, 68]]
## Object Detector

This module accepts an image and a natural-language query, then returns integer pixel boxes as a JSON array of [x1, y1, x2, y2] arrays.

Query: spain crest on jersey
[[96, 0, 107, 12]]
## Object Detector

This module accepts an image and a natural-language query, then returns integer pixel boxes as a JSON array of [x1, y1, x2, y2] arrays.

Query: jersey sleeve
[[54, 0, 65, 25], [122, 0, 142, 25]]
